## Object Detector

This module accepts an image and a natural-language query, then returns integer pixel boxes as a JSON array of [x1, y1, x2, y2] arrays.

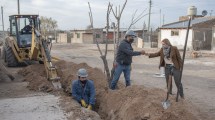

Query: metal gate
[[193, 28, 212, 50], [212, 26, 215, 51]]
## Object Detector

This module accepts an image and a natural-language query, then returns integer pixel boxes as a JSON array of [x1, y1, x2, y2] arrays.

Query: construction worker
[[71, 68, 96, 110], [110, 30, 145, 90], [21, 19, 33, 34], [145, 38, 184, 98]]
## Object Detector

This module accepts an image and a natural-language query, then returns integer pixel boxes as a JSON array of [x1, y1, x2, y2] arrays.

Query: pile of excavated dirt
[[18, 61, 102, 120], [98, 86, 198, 120], [18, 60, 200, 120], [18, 64, 54, 92]]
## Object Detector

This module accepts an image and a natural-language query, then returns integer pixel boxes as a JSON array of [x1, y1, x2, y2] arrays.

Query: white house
[[70, 29, 103, 44], [57, 33, 67, 43], [160, 17, 215, 50]]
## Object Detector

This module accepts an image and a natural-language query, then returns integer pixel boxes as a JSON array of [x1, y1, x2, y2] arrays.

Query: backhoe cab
[[3, 15, 61, 88]]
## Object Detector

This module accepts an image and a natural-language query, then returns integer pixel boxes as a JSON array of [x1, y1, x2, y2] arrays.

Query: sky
[[0, 0, 214, 30]]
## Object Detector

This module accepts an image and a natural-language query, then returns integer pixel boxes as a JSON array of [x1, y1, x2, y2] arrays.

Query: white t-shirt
[[164, 57, 173, 65]]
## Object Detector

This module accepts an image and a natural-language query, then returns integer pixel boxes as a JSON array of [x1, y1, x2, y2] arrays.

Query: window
[[171, 30, 179, 36], [76, 33, 80, 38], [11, 19, 17, 35], [96, 34, 100, 38]]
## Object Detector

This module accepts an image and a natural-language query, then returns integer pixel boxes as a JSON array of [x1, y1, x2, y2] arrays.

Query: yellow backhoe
[[2, 14, 61, 88]]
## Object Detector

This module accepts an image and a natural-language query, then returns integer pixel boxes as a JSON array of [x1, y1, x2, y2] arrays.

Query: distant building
[[57, 33, 67, 43], [70, 29, 103, 44], [69, 28, 144, 44], [103, 28, 144, 44], [160, 17, 215, 50]]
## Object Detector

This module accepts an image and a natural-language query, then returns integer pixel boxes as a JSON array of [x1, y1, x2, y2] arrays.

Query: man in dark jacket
[[110, 30, 145, 90], [72, 68, 95, 110]]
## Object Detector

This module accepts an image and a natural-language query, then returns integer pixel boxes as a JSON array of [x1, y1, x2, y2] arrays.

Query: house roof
[[70, 28, 144, 33], [102, 28, 144, 32], [161, 17, 215, 29]]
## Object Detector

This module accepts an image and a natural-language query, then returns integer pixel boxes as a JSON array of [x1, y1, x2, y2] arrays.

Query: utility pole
[[147, 0, 152, 31], [1, 6, 4, 32], [163, 14, 165, 25], [18, 0, 20, 14], [160, 9, 161, 27], [142, 21, 146, 40], [210, 10, 213, 16]]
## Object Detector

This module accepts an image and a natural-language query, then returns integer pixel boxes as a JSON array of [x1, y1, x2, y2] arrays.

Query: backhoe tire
[[5, 45, 19, 67], [1, 47, 5, 60]]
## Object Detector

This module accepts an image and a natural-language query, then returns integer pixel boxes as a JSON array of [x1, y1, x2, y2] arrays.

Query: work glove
[[80, 99, 87, 108], [87, 104, 92, 110]]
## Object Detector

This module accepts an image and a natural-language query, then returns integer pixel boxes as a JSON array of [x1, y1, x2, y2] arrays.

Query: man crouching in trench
[[71, 68, 96, 110]]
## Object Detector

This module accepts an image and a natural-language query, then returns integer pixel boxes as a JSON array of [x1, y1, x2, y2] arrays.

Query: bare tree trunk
[[100, 56, 111, 84], [110, 0, 127, 80], [104, 3, 113, 85], [88, 2, 112, 86], [88, 1, 127, 87]]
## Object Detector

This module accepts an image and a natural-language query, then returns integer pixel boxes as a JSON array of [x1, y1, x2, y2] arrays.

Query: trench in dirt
[[18, 60, 201, 120]]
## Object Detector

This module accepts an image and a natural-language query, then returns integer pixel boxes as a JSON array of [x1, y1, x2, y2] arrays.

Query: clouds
[[0, 0, 214, 30]]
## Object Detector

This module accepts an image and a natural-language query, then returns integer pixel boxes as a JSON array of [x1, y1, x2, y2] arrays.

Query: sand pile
[[18, 60, 199, 120]]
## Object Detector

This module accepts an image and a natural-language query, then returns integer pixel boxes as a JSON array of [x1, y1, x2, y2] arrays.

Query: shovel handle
[[176, 17, 192, 102]]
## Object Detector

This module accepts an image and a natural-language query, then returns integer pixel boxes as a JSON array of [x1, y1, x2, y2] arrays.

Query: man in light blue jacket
[[72, 68, 95, 110]]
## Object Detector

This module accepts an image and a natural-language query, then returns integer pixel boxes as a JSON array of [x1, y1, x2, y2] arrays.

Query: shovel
[[162, 74, 172, 109]]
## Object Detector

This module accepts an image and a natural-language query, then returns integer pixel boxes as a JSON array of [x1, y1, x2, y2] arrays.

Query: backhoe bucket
[[52, 80, 62, 89], [50, 77, 62, 89]]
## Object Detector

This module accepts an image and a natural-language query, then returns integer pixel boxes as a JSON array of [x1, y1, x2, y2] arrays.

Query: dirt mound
[[18, 64, 54, 92], [59, 95, 101, 120], [54, 60, 108, 94], [18, 60, 199, 120], [98, 86, 197, 120]]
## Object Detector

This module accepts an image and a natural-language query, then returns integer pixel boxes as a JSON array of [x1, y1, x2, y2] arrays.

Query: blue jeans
[[111, 63, 131, 90]]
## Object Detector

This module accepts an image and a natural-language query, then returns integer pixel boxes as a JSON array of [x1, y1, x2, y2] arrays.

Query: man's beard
[[130, 39, 134, 43]]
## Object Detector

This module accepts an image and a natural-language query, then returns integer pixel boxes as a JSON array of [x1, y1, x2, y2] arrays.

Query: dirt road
[[51, 43, 215, 120], [0, 67, 67, 120], [1, 43, 214, 120]]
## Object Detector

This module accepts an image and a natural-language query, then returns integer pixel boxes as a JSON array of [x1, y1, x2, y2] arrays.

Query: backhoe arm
[[39, 39, 60, 81]]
